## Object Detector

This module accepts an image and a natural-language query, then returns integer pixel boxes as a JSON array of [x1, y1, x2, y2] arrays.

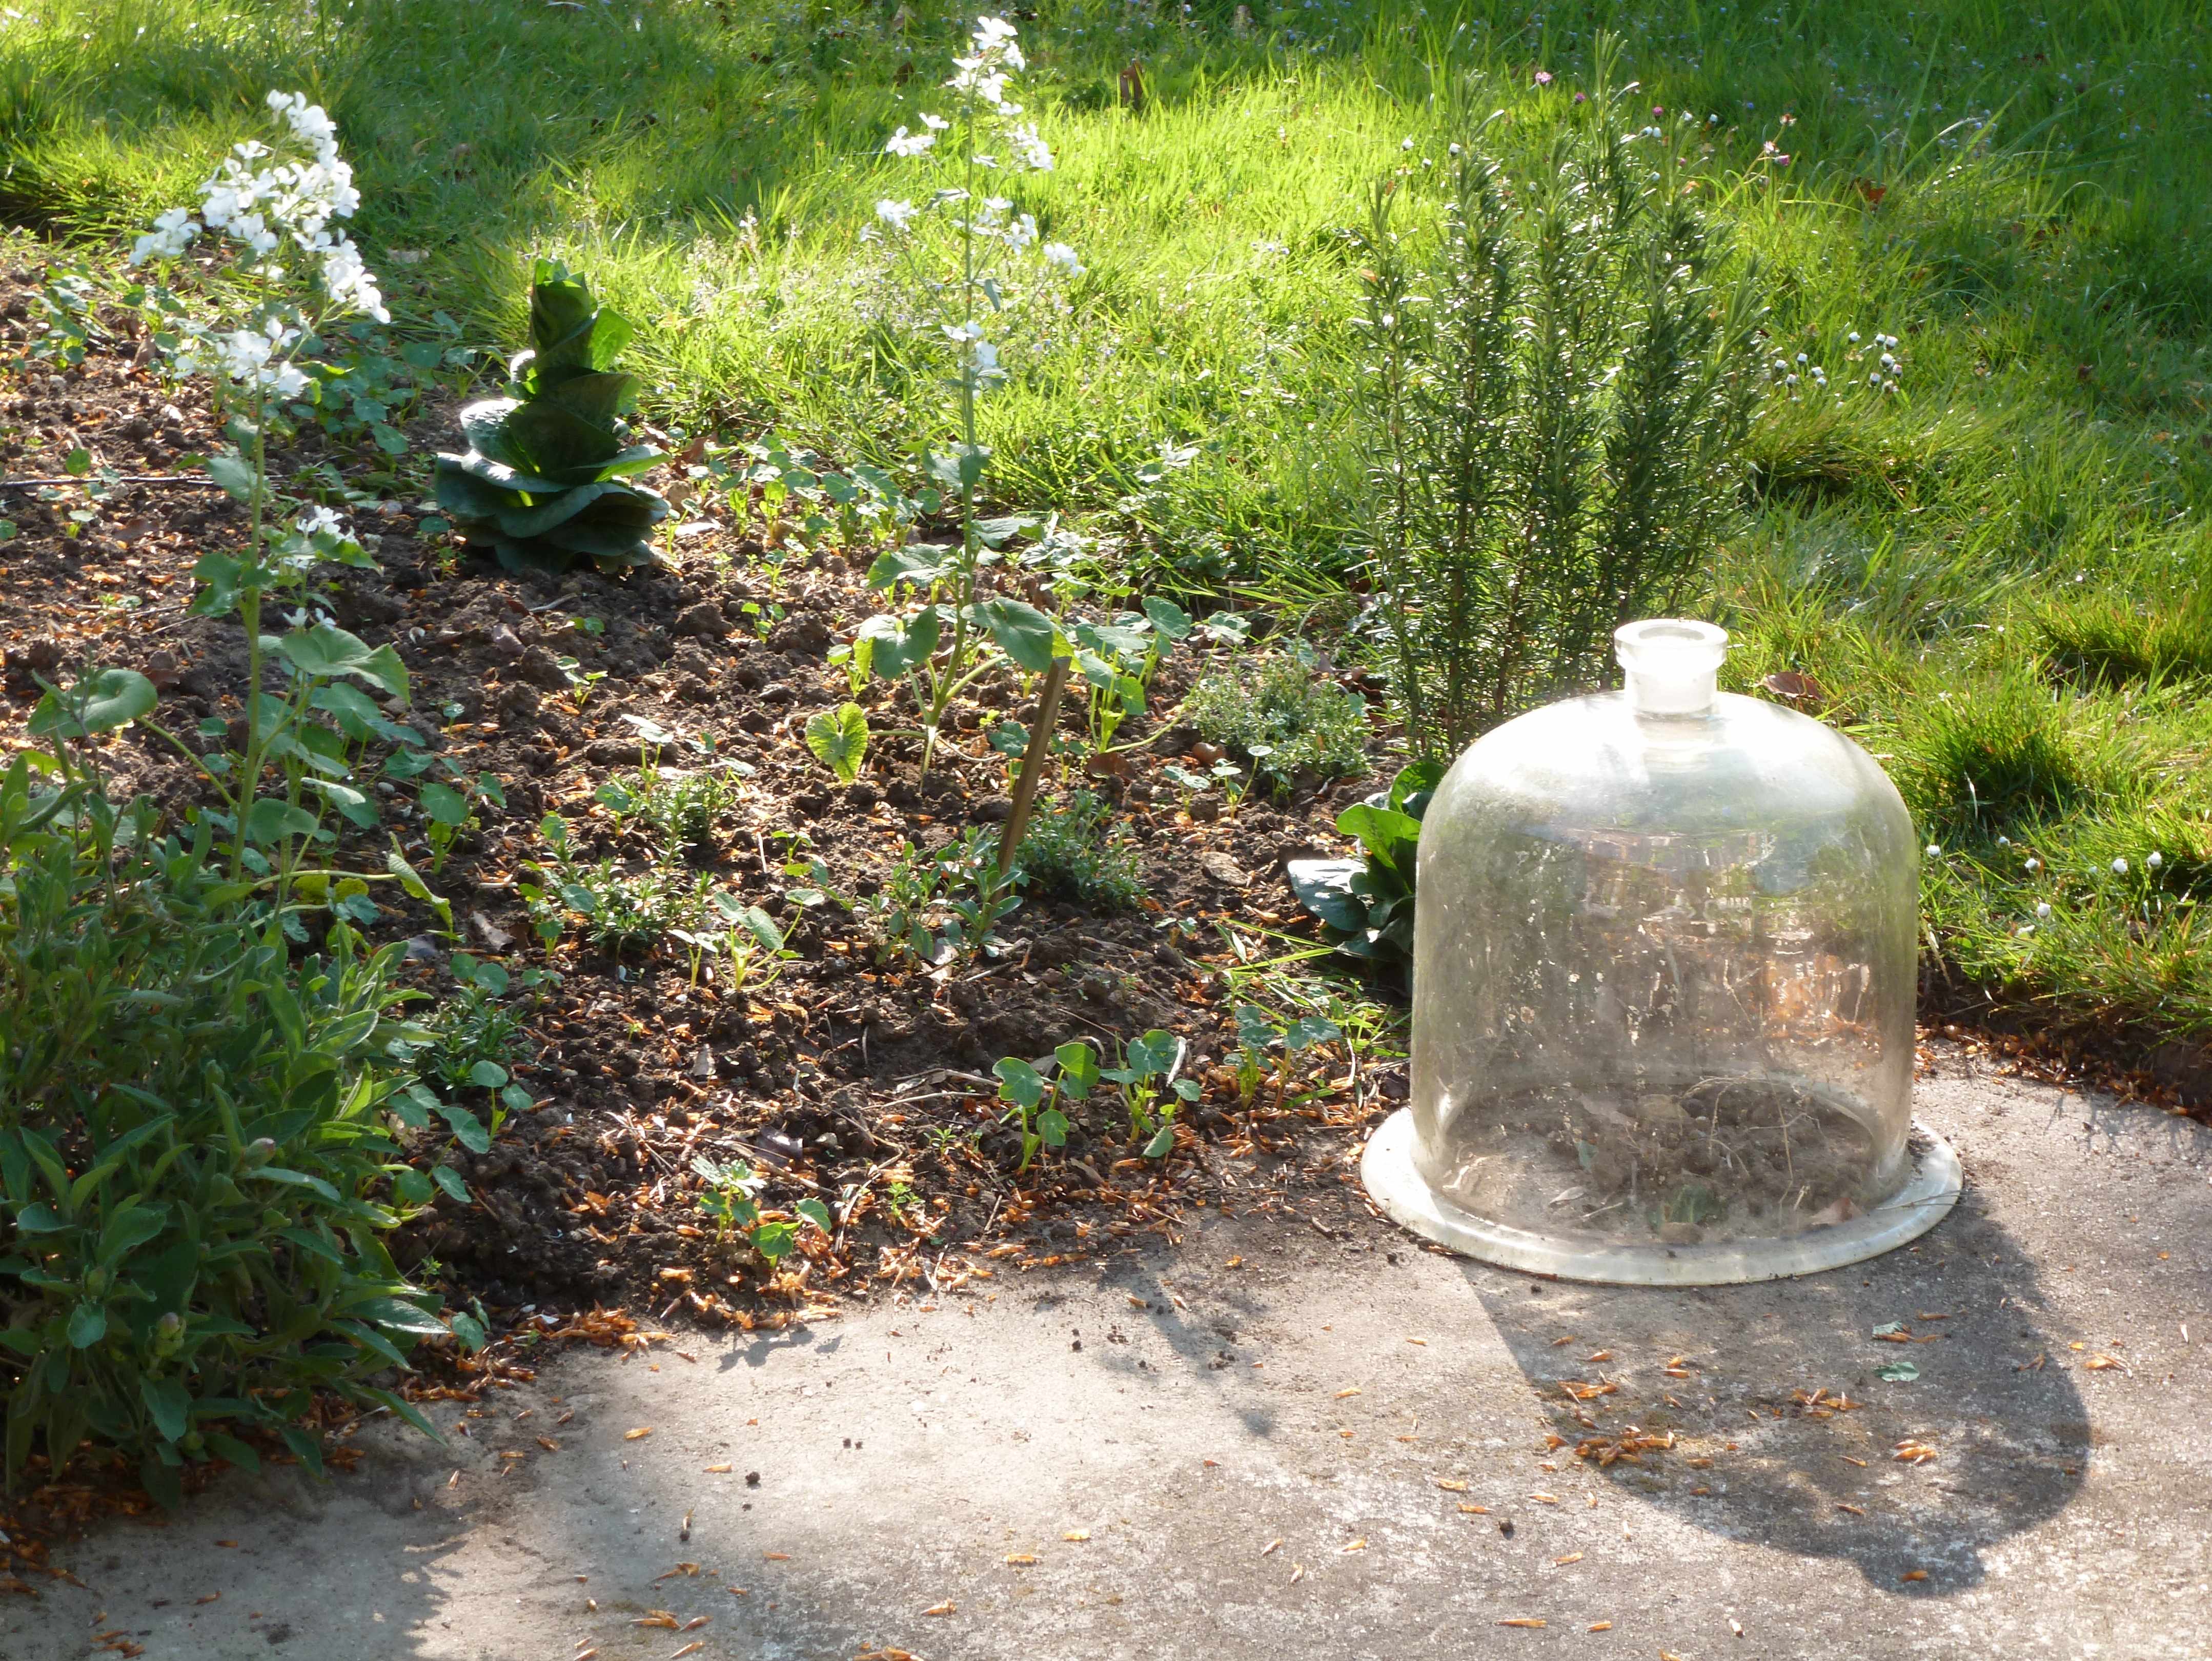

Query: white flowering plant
[[106, 92, 458, 902], [857, 14, 1085, 773]]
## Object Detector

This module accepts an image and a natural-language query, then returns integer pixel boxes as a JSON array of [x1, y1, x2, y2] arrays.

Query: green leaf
[[857, 606, 941, 678], [1334, 803, 1423, 875], [277, 623, 408, 697], [63, 446, 93, 477], [1054, 1041, 1100, 1099], [251, 1166, 344, 1203], [867, 544, 959, 592], [68, 1302, 107, 1349], [795, 1198, 833, 1234], [750, 1221, 798, 1262], [141, 1451, 183, 1512], [430, 1165, 472, 1204], [206, 452, 257, 500], [243, 797, 320, 844], [437, 1100, 492, 1154], [1281, 1017, 1342, 1052], [391, 1167, 435, 1206], [1126, 1030, 1182, 1080], [1286, 857, 1369, 935], [804, 703, 870, 786], [140, 1378, 191, 1444], [989, 719, 1029, 758], [994, 1056, 1046, 1109], [467, 1060, 509, 1089], [1038, 1109, 1069, 1148], [1143, 1126, 1177, 1159], [1141, 596, 1193, 640], [344, 1295, 451, 1339], [1875, 1361, 1920, 1383], [419, 782, 470, 826], [972, 513, 1037, 549], [97, 1204, 169, 1263], [207, 1432, 262, 1474], [29, 669, 157, 739], [975, 598, 1058, 673], [13, 1202, 65, 1234]]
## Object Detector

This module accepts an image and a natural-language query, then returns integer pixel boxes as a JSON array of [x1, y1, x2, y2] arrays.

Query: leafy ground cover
[[1, 0, 2209, 1542]]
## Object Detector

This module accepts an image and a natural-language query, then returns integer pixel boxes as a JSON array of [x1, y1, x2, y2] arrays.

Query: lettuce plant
[[434, 259, 668, 571]]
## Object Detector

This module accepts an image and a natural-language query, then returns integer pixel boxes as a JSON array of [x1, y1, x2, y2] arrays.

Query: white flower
[[319, 234, 388, 322], [1008, 122, 1054, 171], [2024, 857, 2041, 872], [1996, 835, 2011, 846], [2112, 856, 2129, 875], [922, 112, 949, 132], [885, 125, 937, 157], [876, 197, 919, 230], [296, 505, 347, 537], [2036, 902, 2053, 918], [2147, 850, 2164, 870], [1848, 330, 1861, 343], [1005, 211, 1038, 251], [1401, 137, 1414, 151], [1926, 844, 1942, 858], [130, 206, 201, 266], [1042, 240, 1083, 275]]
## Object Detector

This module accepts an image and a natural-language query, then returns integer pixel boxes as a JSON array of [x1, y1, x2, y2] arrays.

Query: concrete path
[[6, 1052, 2208, 1660]]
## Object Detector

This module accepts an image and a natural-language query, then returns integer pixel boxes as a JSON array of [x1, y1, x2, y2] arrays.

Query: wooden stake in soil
[[996, 653, 1072, 882]]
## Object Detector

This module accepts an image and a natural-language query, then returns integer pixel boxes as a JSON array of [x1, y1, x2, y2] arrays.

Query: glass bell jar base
[[1369, 619, 1961, 1286]]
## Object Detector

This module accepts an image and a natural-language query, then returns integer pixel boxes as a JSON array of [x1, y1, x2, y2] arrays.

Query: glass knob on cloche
[[1362, 619, 1959, 1285]]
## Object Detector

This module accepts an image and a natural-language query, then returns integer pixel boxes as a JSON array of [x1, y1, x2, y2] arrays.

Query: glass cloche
[[1363, 620, 1959, 1284]]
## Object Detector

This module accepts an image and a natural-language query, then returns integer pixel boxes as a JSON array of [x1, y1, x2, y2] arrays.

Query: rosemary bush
[[1354, 47, 1767, 756]]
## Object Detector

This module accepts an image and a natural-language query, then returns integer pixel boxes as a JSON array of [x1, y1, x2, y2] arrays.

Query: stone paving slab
[[5, 1053, 2207, 1660]]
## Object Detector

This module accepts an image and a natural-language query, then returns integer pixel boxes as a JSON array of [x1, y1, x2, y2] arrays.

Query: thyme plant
[[1354, 48, 1767, 756]]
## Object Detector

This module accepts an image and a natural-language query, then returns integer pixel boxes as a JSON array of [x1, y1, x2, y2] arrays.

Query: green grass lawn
[[6, 0, 2211, 1057]]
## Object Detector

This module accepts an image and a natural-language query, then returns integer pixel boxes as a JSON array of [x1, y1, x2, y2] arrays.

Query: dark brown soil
[[0, 257, 1402, 1336]]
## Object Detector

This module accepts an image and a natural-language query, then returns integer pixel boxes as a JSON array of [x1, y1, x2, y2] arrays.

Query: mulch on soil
[[0, 259, 1406, 1350]]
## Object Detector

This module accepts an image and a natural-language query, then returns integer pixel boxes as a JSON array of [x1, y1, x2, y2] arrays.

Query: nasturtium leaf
[[975, 597, 1057, 673], [1875, 1361, 1920, 1383], [29, 669, 157, 739], [805, 703, 870, 786], [795, 1198, 833, 1234], [1141, 595, 1193, 640], [1054, 1041, 1100, 1099], [995, 1057, 1046, 1109], [431, 1166, 472, 1205], [419, 782, 470, 826], [750, 1221, 798, 1262], [243, 797, 320, 844]]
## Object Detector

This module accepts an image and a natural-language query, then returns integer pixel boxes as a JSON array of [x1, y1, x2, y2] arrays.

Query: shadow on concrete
[[1468, 1183, 2086, 1593]]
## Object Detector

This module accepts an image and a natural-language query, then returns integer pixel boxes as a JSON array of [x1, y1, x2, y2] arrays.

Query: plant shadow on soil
[[1464, 1186, 2087, 1593]]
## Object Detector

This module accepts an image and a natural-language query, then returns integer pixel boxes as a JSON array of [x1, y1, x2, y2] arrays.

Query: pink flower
[[1533, 70, 1553, 86]]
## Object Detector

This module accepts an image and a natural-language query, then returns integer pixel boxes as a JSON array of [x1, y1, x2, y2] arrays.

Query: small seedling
[[694, 1156, 831, 1263]]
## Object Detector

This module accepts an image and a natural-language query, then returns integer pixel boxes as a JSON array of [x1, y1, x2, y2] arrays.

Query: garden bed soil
[[4, 255, 2205, 1367], [0, 259, 1398, 1343]]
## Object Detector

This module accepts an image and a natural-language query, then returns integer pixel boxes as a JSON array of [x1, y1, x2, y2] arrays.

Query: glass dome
[[1363, 620, 1960, 1284]]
